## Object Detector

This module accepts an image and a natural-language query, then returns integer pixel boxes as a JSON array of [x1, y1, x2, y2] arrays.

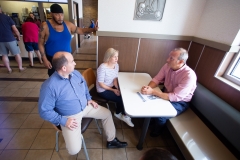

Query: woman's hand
[[113, 89, 121, 96]]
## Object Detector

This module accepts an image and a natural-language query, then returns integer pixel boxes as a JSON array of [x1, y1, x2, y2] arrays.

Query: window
[[223, 52, 240, 86], [215, 29, 240, 91]]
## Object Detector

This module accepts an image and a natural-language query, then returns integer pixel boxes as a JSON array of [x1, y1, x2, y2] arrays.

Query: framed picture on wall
[[133, 0, 166, 21]]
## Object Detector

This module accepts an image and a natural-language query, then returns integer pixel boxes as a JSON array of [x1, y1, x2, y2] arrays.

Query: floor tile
[[25, 149, 53, 160], [0, 129, 18, 149], [0, 101, 21, 113], [0, 150, 28, 160], [0, 114, 29, 128], [0, 81, 12, 88], [78, 148, 102, 160], [31, 129, 56, 149], [26, 88, 40, 97], [20, 81, 39, 88], [12, 102, 37, 113], [20, 114, 44, 128], [0, 88, 18, 97], [6, 129, 39, 149], [0, 114, 9, 125], [126, 147, 147, 160], [5, 81, 26, 89], [83, 129, 102, 148], [103, 148, 127, 160], [123, 129, 147, 148], [51, 149, 77, 160], [11, 88, 33, 97]]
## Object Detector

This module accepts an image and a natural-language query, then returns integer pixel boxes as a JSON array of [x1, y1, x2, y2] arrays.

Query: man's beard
[[53, 17, 63, 25]]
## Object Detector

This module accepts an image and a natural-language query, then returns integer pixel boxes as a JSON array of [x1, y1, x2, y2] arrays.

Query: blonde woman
[[96, 48, 134, 127]]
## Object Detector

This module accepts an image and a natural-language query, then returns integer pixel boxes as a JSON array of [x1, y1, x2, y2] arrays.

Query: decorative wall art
[[134, 0, 166, 21]]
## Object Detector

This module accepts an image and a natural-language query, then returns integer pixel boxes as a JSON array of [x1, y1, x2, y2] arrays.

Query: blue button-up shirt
[[38, 70, 92, 126]]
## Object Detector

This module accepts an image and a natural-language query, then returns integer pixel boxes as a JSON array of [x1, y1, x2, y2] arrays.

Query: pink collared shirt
[[152, 63, 197, 102]]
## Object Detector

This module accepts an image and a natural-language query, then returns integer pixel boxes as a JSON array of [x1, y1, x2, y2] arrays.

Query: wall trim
[[96, 31, 233, 52], [96, 31, 192, 41]]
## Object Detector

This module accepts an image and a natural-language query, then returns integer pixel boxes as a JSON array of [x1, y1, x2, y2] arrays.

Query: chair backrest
[[82, 68, 96, 89]]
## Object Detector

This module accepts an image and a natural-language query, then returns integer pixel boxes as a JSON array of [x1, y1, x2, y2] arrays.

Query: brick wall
[[83, 0, 98, 28]]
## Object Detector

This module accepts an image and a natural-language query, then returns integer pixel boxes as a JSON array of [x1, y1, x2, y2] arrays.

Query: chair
[[53, 118, 95, 160], [82, 68, 110, 110]]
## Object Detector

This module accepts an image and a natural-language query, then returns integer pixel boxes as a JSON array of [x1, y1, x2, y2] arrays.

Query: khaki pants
[[61, 105, 116, 155]]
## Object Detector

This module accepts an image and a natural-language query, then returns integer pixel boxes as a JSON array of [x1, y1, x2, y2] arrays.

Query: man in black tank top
[[38, 3, 99, 77]]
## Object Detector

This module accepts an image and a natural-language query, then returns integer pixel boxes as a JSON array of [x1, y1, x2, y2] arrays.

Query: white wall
[[195, 0, 240, 45], [98, 0, 206, 35]]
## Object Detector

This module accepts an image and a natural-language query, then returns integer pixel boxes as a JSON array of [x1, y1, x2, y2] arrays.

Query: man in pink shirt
[[141, 48, 197, 137]]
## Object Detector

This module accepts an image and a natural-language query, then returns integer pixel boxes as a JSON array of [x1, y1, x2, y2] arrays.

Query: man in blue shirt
[[0, 7, 25, 73], [38, 51, 127, 155]]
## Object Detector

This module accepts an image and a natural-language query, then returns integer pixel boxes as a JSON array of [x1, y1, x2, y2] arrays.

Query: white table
[[118, 72, 177, 150]]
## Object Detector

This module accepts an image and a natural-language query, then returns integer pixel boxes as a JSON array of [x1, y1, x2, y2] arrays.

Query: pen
[[137, 92, 146, 102]]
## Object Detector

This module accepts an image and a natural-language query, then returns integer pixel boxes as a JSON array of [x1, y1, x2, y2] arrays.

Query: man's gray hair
[[173, 48, 188, 63]]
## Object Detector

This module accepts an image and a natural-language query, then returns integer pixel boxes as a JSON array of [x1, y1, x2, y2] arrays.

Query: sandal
[[8, 69, 12, 74], [19, 68, 26, 72]]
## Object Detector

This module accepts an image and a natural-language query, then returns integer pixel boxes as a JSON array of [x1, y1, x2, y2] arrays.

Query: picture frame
[[133, 0, 166, 21]]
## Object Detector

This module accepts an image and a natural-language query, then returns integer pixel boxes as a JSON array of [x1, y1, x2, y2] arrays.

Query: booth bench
[[167, 82, 240, 160]]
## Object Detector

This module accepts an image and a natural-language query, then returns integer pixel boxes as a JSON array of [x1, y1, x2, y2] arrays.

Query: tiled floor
[[0, 36, 185, 160]]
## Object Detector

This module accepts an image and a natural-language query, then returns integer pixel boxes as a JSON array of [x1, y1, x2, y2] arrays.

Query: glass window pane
[[230, 58, 240, 79]]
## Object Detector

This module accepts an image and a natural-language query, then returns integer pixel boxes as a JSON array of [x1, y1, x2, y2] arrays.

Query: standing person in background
[[22, 17, 43, 67], [0, 7, 25, 73], [96, 48, 134, 127], [38, 3, 98, 77], [29, 12, 40, 28]]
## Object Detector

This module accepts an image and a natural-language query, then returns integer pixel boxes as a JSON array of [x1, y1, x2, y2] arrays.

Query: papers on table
[[136, 92, 160, 102]]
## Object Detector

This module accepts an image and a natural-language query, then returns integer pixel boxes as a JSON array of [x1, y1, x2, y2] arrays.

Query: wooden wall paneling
[[187, 42, 204, 71], [195, 46, 240, 111], [71, 35, 76, 54], [136, 39, 190, 77], [98, 36, 139, 72]]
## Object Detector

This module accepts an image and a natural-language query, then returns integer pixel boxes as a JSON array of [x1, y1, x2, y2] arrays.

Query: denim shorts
[[0, 41, 20, 55], [24, 42, 39, 51]]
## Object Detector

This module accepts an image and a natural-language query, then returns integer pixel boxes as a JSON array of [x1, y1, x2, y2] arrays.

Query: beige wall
[[0, 1, 69, 22], [0, 1, 38, 22]]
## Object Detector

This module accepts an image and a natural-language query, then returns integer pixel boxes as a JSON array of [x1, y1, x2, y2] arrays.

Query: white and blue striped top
[[96, 63, 119, 93]]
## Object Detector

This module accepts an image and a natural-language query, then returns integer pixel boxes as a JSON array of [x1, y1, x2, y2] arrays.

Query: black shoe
[[150, 130, 162, 137], [107, 137, 128, 148]]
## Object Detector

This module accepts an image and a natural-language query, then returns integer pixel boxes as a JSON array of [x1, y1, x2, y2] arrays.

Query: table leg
[[136, 117, 151, 150]]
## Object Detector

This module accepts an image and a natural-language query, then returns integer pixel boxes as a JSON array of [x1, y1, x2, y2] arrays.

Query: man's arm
[[141, 81, 170, 100], [11, 25, 20, 41], [38, 23, 52, 69], [68, 20, 98, 35]]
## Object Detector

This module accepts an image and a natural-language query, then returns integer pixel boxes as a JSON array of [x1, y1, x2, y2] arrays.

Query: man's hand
[[141, 85, 154, 95], [43, 58, 52, 69], [88, 100, 98, 108], [113, 89, 120, 96], [94, 20, 99, 31], [65, 118, 78, 130]]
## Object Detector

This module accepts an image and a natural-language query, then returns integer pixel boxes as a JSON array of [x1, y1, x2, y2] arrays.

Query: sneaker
[[114, 112, 122, 120], [107, 137, 128, 148], [121, 115, 134, 127]]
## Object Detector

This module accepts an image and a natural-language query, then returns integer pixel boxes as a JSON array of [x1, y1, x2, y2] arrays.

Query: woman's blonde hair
[[103, 48, 119, 63]]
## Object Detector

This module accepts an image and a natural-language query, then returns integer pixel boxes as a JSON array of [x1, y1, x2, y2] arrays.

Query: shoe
[[29, 64, 33, 68], [8, 69, 12, 74], [150, 129, 162, 137], [114, 112, 122, 120], [121, 115, 134, 127], [19, 68, 26, 72], [107, 137, 128, 148]]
